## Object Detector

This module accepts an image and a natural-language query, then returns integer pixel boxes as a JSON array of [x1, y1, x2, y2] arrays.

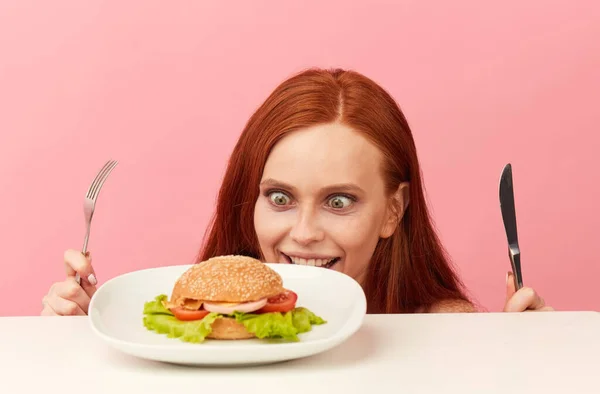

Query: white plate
[[88, 263, 367, 366]]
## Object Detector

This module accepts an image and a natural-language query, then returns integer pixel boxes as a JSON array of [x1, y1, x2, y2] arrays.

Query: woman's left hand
[[503, 272, 555, 312]]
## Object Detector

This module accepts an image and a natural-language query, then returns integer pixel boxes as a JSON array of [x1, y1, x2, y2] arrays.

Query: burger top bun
[[169, 255, 284, 304]]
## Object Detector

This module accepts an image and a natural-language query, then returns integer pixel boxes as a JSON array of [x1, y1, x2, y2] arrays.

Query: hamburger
[[142, 255, 326, 343]]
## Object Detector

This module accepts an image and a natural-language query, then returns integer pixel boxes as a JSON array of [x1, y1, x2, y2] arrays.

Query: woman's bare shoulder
[[425, 299, 479, 313]]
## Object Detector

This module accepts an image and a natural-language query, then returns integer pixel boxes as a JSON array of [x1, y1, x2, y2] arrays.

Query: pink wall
[[1, 1, 599, 316]]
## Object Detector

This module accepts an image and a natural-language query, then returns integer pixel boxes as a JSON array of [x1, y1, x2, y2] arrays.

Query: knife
[[499, 163, 523, 290]]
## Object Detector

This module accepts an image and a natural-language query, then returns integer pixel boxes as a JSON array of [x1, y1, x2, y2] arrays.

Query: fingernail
[[88, 274, 97, 285]]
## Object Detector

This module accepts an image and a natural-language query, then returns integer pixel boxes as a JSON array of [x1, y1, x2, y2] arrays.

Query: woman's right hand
[[40, 249, 98, 316]]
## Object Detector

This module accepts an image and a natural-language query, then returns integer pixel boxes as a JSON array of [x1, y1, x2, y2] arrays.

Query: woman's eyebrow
[[259, 178, 365, 195], [259, 178, 296, 192]]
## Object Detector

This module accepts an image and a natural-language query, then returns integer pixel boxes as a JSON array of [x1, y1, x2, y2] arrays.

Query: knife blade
[[499, 163, 523, 290]]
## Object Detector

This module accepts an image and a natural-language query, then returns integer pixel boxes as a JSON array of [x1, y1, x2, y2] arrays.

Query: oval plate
[[88, 263, 366, 366]]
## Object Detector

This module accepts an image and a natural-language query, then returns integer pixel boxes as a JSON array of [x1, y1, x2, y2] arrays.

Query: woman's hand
[[503, 271, 554, 312], [40, 249, 98, 316]]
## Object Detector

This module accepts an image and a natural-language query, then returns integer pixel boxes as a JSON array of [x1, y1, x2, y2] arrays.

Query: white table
[[1, 312, 598, 393]]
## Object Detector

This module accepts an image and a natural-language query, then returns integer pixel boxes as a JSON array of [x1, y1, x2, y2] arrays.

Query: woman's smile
[[279, 251, 341, 269]]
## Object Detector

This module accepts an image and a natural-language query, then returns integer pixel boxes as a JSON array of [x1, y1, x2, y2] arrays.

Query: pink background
[[1, 1, 599, 316]]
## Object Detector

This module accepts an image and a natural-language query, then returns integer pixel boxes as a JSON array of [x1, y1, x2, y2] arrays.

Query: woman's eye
[[327, 195, 353, 209], [269, 192, 290, 206]]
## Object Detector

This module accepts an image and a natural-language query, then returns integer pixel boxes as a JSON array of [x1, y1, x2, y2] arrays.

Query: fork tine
[[85, 160, 115, 198], [86, 160, 114, 198], [86, 162, 113, 199], [87, 160, 117, 198], [89, 160, 118, 200]]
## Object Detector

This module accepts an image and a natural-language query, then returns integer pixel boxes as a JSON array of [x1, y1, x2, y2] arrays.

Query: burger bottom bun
[[206, 317, 256, 340]]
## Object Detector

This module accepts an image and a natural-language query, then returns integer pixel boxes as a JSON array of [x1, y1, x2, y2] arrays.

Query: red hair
[[198, 68, 470, 313]]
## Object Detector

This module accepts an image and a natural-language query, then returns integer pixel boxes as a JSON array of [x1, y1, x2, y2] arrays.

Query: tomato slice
[[170, 307, 210, 321], [256, 289, 298, 313]]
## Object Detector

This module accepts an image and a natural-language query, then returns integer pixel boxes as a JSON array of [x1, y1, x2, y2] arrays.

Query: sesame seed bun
[[169, 255, 284, 305]]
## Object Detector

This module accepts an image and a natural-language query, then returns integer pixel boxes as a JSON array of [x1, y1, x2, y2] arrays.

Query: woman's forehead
[[261, 123, 385, 191]]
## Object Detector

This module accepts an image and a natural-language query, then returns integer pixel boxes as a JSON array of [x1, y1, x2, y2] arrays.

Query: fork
[[75, 160, 119, 285]]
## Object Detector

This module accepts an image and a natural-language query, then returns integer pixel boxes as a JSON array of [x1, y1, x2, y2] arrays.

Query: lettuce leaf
[[233, 307, 327, 342], [142, 295, 221, 343], [142, 294, 327, 344]]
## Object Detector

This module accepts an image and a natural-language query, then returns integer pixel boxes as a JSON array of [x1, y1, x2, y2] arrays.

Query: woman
[[41, 68, 552, 315]]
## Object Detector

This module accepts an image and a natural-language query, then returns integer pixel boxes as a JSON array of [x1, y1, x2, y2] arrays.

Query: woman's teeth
[[287, 255, 339, 268]]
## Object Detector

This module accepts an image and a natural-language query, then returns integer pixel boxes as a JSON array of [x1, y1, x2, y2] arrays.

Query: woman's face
[[253, 122, 400, 284]]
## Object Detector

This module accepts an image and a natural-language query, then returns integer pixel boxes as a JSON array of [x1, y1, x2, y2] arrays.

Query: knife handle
[[508, 247, 523, 290]]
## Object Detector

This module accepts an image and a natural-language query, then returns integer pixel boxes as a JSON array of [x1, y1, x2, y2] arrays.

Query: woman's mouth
[[281, 253, 340, 269]]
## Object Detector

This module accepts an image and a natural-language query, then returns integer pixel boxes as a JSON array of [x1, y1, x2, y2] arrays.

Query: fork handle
[[82, 224, 91, 255], [75, 225, 92, 285]]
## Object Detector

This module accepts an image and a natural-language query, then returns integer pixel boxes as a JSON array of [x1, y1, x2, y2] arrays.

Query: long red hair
[[198, 68, 470, 313]]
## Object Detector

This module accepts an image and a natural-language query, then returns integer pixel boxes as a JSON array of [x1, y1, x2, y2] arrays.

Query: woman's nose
[[289, 210, 325, 246]]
